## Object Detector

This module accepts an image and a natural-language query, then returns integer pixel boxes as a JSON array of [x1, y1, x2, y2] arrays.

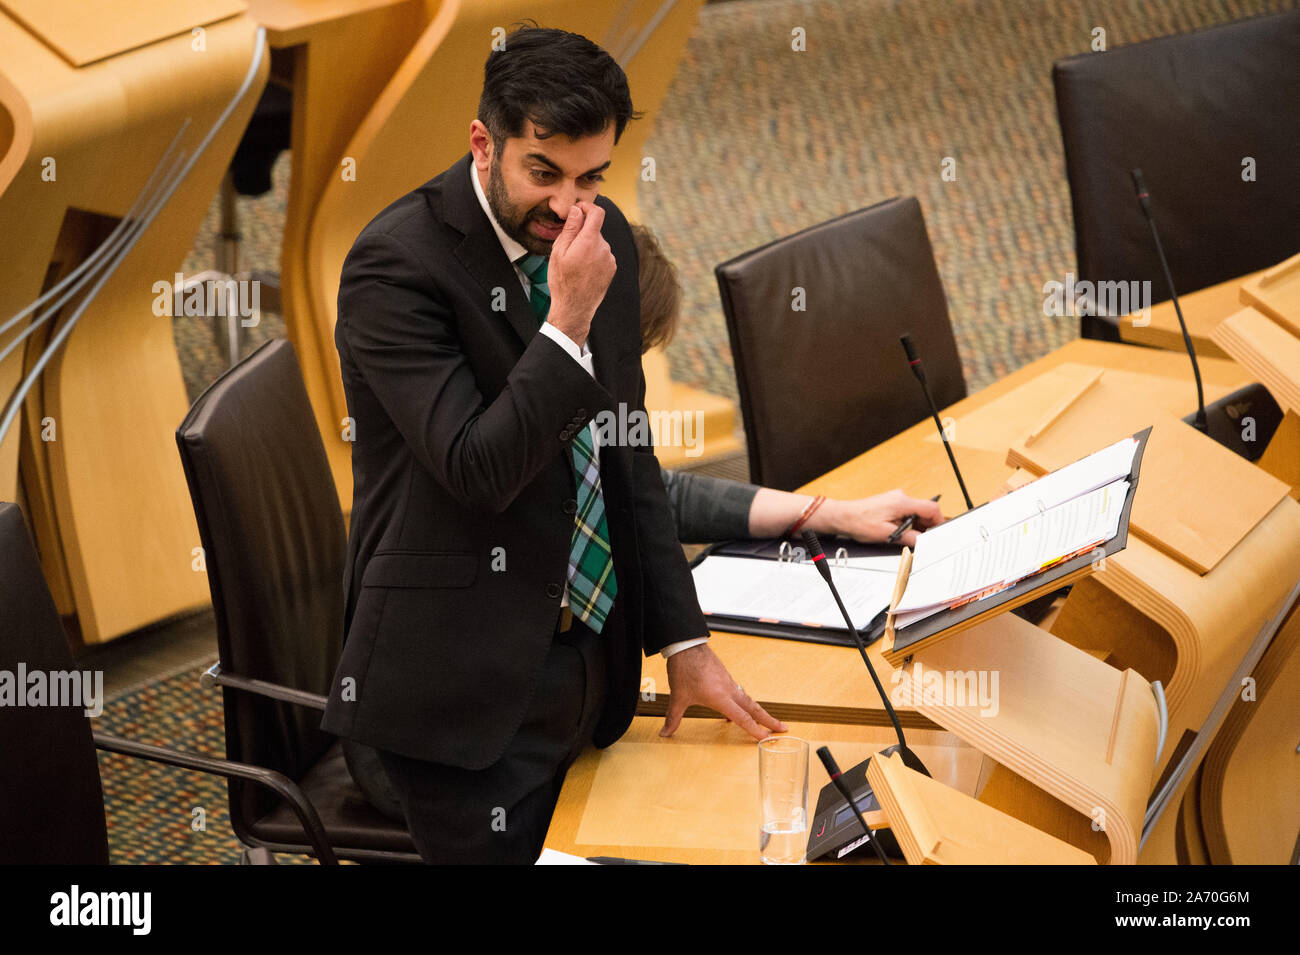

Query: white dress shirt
[[469, 164, 706, 659]]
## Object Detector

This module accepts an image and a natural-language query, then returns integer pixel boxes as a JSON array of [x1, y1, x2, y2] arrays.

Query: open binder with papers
[[688, 537, 904, 647], [880, 428, 1149, 665], [687, 430, 1148, 654]]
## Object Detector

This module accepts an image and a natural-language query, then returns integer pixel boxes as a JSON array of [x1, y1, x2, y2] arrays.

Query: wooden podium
[[1212, 254, 1300, 499], [1190, 251, 1300, 863], [885, 611, 1161, 864], [866, 751, 1096, 865], [999, 362, 1300, 863]]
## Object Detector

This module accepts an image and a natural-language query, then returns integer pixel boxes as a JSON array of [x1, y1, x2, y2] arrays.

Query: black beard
[[485, 152, 563, 257]]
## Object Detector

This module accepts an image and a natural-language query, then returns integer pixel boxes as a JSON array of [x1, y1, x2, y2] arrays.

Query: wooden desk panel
[[1118, 267, 1271, 358], [0, 0, 246, 67], [638, 630, 942, 729], [547, 717, 983, 865], [0, 10, 268, 641]]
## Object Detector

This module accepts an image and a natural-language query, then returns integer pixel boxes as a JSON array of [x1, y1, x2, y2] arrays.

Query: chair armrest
[[201, 662, 328, 712], [92, 729, 338, 865]]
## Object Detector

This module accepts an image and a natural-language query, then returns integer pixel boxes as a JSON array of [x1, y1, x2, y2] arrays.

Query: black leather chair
[[176, 338, 419, 863], [0, 501, 336, 864], [1053, 10, 1300, 341], [715, 197, 967, 492]]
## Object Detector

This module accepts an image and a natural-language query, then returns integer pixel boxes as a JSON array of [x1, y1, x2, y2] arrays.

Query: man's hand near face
[[546, 201, 616, 349], [661, 644, 788, 741]]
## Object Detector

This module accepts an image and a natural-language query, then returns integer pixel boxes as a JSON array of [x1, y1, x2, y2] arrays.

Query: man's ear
[[469, 120, 494, 170]]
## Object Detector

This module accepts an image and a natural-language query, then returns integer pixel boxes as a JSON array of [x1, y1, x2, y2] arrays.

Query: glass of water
[[758, 735, 809, 865]]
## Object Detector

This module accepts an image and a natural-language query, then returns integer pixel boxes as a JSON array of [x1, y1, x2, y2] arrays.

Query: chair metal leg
[[240, 846, 278, 865]]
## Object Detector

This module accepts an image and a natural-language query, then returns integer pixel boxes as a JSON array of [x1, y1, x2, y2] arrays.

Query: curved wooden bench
[[0, 6, 269, 641]]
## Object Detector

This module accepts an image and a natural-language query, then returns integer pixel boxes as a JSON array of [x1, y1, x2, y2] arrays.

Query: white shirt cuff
[[660, 636, 709, 659], [538, 321, 590, 363]]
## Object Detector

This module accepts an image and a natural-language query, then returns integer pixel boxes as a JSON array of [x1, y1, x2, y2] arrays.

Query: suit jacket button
[[563, 498, 577, 515], [559, 429, 571, 442], [546, 583, 562, 599], [576, 408, 587, 417]]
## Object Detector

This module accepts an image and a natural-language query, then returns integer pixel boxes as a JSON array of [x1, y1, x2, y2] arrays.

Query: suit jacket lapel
[[443, 153, 540, 348]]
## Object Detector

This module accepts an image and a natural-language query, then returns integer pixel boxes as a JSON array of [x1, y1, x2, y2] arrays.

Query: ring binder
[[688, 536, 905, 648], [881, 428, 1151, 664]]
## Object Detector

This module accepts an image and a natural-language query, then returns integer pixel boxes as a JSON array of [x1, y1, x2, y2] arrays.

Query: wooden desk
[[1118, 266, 1271, 359], [547, 717, 984, 865], [641, 338, 1253, 722], [562, 337, 1300, 864]]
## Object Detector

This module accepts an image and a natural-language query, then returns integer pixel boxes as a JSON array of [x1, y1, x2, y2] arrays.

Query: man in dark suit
[[322, 25, 783, 863]]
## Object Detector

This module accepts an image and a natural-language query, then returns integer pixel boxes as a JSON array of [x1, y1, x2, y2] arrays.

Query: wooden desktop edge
[[1024, 368, 1105, 447]]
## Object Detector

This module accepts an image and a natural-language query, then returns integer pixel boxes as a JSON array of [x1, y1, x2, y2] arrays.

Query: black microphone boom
[[900, 334, 974, 511], [1130, 168, 1208, 434], [802, 529, 930, 777]]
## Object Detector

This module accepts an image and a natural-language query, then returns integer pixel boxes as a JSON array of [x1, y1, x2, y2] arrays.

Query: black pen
[[887, 494, 941, 544]]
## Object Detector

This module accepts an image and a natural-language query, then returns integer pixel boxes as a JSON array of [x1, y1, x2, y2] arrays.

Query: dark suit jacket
[[321, 153, 708, 770]]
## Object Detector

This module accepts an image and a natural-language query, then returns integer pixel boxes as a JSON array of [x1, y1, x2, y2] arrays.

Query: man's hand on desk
[[661, 644, 787, 741], [815, 489, 945, 547]]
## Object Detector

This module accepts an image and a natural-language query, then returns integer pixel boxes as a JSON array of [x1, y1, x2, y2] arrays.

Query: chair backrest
[[1053, 10, 1300, 340], [0, 502, 109, 864], [175, 339, 345, 826], [715, 197, 967, 492]]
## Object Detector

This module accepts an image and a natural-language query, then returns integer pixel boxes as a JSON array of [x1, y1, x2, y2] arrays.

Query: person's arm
[[337, 229, 610, 513], [659, 469, 760, 543], [747, 487, 945, 548]]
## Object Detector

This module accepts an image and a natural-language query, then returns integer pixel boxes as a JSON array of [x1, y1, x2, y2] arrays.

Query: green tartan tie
[[518, 253, 618, 633]]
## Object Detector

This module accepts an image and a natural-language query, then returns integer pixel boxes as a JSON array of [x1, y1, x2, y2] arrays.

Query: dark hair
[[479, 22, 641, 147], [632, 224, 681, 354]]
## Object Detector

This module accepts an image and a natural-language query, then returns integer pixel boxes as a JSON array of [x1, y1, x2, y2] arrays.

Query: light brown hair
[[632, 224, 681, 354]]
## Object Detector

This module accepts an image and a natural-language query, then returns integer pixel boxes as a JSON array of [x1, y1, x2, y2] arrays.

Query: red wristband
[[784, 494, 825, 538]]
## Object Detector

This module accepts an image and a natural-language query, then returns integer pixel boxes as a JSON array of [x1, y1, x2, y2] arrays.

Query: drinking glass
[[758, 736, 809, 865]]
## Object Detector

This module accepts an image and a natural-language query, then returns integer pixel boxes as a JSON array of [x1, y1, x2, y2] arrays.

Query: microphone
[[816, 746, 890, 864], [900, 334, 974, 511], [802, 529, 930, 777], [1130, 168, 1208, 434]]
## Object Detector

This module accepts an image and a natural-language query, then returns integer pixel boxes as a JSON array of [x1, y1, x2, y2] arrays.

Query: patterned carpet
[[98, 665, 251, 864], [639, 0, 1297, 397], [98, 663, 319, 864], [142, 0, 1293, 862]]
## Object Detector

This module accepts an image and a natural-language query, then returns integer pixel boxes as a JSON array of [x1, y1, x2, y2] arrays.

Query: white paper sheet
[[910, 435, 1137, 572], [691, 556, 896, 631], [895, 478, 1129, 615]]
